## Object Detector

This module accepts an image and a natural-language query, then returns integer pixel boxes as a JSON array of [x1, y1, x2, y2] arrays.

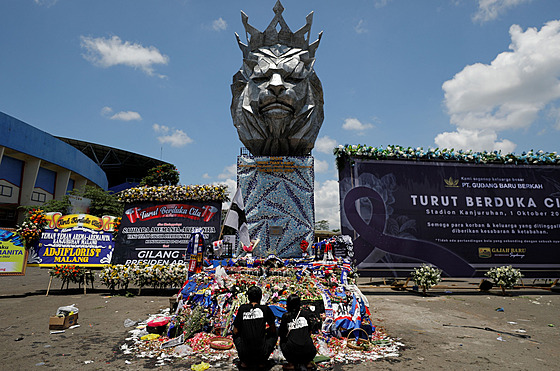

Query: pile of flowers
[[123, 314, 400, 367], [411, 264, 442, 295], [118, 259, 402, 368], [485, 265, 523, 295], [49, 264, 93, 288], [16, 208, 46, 248], [117, 184, 229, 203], [334, 144, 560, 167], [99, 263, 189, 291]]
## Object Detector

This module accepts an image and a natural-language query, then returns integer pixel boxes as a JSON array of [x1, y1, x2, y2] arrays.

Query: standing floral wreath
[[411, 264, 442, 295], [16, 208, 46, 248], [99, 263, 189, 293], [49, 265, 93, 290], [99, 264, 131, 291], [485, 265, 523, 295]]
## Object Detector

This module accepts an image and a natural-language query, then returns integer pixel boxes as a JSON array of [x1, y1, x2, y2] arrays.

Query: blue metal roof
[[0, 111, 108, 190]]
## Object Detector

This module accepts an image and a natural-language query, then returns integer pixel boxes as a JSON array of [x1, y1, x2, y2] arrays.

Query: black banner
[[338, 159, 560, 277], [113, 201, 221, 265]]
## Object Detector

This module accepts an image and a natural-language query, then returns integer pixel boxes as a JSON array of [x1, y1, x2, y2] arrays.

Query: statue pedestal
[[237, 155, 314, 258]]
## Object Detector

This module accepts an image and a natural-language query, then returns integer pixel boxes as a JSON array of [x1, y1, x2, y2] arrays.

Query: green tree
[[19, 196, 71, 215], [70, 186, 123, 217], [140, 164, 180, 186], [315, 219, 329, 231], [40, 196, 72, 214], [20, 186, 123, 217]]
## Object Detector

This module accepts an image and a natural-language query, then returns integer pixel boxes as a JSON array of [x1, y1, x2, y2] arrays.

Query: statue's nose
[[267, 73, 286, 96]]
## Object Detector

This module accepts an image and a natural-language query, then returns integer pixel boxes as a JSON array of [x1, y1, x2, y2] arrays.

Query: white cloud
[[314, 159, 329, 174], [101, 106, 113, 116], [212, 17, 227, 31], [110, 111, 142, 121], [342, 117, 374, 132], [80, 35, 169, 76], [218, 164, 237, 180], [158, 130, 192, 147], [213, 178, 237, 209], [549, 106, 560, 130], [354, 20, 368, 34], [202, 173, 211, 179], [153, 124, 193, 147], [374, 0, 393, 8], [101, 106, 141, 121], [438, 20, 560, 151], [223, 179, 237, 197], [34, 0, 58, 7], [315, 136, 337, 154], [435, 128, 516, 153], [152, 123, 169, 134], [314, 180, 340, 231], [473, 0, 532, 23]]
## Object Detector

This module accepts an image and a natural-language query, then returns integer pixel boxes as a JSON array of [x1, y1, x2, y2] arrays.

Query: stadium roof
[[56, 137, 170, 189]]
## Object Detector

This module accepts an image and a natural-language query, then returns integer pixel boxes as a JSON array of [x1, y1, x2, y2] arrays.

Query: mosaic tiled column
[[237, 155, 314, 258]]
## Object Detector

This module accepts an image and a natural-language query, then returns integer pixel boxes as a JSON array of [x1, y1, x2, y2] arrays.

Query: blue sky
[[1, 0, 560, 230]]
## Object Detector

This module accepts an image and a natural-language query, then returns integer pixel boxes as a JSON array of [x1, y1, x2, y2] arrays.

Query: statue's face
[[251, 47, 308, 122], [231, 45, 324, 156]]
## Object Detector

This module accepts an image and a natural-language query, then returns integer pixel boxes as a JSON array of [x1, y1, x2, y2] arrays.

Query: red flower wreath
[[300, 240, 309, 252]]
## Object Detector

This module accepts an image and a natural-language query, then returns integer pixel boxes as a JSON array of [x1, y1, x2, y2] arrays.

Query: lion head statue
[[231, 2, 324, 156]]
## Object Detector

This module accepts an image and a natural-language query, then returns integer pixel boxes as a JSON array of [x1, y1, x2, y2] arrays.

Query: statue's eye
[[285, 77, 303, 84], [252, 77, 268, 84]]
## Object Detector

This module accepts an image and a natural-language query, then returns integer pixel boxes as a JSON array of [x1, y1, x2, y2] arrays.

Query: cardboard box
[[49, 313, 78, 330]]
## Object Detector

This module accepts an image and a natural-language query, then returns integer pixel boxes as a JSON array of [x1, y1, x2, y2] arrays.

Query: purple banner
[[338, 158, 560, 277]]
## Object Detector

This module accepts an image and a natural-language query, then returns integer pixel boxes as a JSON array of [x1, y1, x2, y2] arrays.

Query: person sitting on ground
[[279, 294, 317, 370], [233, 285, 278, 368]]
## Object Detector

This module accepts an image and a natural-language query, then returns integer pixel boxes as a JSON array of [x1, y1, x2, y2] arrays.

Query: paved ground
[[0, 267, 558, 370]]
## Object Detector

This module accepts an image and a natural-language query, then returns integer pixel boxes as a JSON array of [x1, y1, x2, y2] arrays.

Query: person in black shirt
[[233, 286, 278, 369], [279, 294, 317, 370]]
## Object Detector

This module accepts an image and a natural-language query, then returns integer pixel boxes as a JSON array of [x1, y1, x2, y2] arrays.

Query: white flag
[[224, 188, 251, 248]]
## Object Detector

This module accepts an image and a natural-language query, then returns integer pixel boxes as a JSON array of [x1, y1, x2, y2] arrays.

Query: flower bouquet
[[99, 263, 190, 293], [50, 265, 93, 289], [16, 208, 46, 248], [411, 264, 442, 295], [300, 240, 309, 258], [99, 264, 131, 291], [485, 265, 523, 295]]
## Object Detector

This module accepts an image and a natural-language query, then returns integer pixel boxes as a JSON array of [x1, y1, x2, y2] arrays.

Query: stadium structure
[[0, 111, 168, 227]]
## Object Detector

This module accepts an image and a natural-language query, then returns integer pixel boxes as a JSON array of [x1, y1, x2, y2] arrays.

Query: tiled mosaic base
[[237, 155, 314, 258]]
